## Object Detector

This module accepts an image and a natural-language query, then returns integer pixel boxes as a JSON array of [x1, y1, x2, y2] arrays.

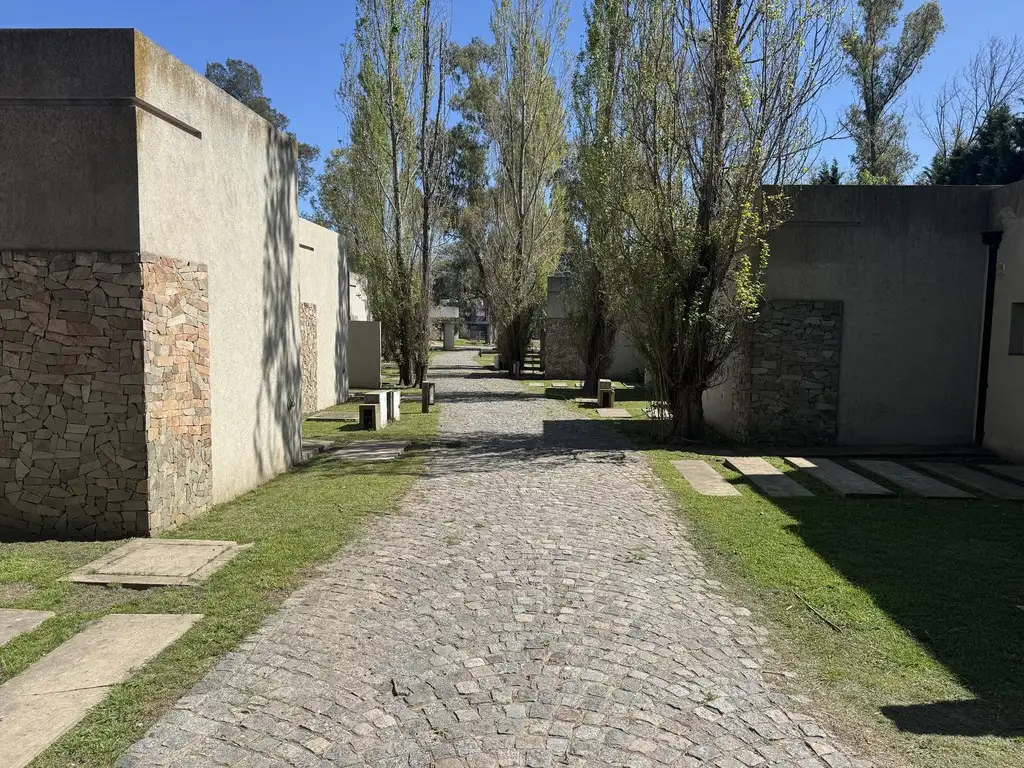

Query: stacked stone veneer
[[543, 318, 581, 378], [299, 302, 317, 414], [0, 251, 148, 539], [141, 256, 212, 532], [732, 300, 843, 445]]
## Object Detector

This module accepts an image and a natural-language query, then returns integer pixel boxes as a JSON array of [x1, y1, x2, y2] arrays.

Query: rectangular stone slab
[[0, 609, 54, 646], [0, 613, 201, 768], [982, 464, 1024, 485], [66, 539, 252, 587], [672, 460, 740, 496], [785, 457, 894, 497], [596, 408, 631, 418], [916, 463, 1024, 500], [725, 457, 813, 497], [325, 440, 411, 462], [851, 460, 974, 498]]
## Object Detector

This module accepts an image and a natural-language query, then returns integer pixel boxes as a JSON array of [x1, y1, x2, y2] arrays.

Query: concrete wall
[[986, 181, 1024, 461], [348, 321, 382, 389], [0, 29, 141, 253], [298, 218, 349, 412], [349, 272, 369, 321], [708, 185, 991, 447], [133, 31, 302, 505]]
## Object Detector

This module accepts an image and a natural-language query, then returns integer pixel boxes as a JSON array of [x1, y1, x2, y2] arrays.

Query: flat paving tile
[[325, 440, 411, 462], [851, 460, 974, 498], [305, 412, 359, 422], [916, 462, 1024, 500], [550, 382, 571, 388], [785, 457, 894, 497], [0, 609, 54, 646], [982, 464, 1024, 485], [67, 539, 252, 587], [122, 350, 874, 768], [672, 460, 740, 496], [725, 457, 813, 497], [596, 407, 631, 418], [0, 613, 201, 768]]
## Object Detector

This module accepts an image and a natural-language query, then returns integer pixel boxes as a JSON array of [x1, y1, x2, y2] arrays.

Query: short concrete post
[[512, 361, 520, 379], [442, 321, 456, 351], [421, 381, 435, 413], [363, 391, 388, 424], [494, 353, 502, 371], [359, 402, 382, 430], [598, 379, 615, 408], [386, 389, 401, 422]]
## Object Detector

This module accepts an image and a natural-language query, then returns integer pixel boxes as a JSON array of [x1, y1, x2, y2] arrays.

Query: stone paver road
[[121, 351, 873, 768]]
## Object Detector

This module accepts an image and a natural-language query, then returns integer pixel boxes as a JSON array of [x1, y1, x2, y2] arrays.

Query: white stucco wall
[[298, 218, 349, 410], [987, 181, 1024, 461], [133, 31, 302, 505], [350, 272, 370, 321]]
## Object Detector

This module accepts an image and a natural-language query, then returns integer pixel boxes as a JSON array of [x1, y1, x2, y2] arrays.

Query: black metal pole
[[976, 231, 1003, 445]]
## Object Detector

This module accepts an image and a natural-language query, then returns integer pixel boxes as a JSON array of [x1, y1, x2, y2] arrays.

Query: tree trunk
[[670, 386, 706, 441]]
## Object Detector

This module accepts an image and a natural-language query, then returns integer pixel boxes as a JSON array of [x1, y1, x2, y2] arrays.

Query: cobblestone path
[[122, 351, 873, 768]]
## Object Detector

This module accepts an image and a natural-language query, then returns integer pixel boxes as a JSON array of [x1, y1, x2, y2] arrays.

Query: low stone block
[[672, 460, 740, 497], [725, 457, 813, 497], [982, 464, 1024, 485], [325, 441, 411, 463], [0, 609, 54, 646], [66, 539, 252, 587], [785, 457, 893, 497], [916, 462, 1024, 500], [360, 402, 383, 431], [0, 613, 201, 768], [851, 460, 973, 499], [596, 408, 630, 419]]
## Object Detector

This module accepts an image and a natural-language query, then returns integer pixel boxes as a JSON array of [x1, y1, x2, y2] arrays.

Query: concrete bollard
[[512, 361, 520, 379], [386, 389, 401, 422], [598, 379, 615, 408], [363, 391, 389, 423], [421, 381, 435, 413]]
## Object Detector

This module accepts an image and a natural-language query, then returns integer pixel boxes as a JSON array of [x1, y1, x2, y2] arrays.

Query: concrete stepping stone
[[596, 408, 631, 418], [851, 460, 974, 498], [66, 539, 253, 587], [785, 457, 894, 497], [0, 613, 201, 768], [527, 382, 545, 387], [0, 609, 54, 646], [672, 460, 740, 496], [325, 440, 411, 462], [725, 457, 813, 497], [982, 464, 1024, 485], [550, 382, 571, 388], [305, 411, 359, 422], [917, 462, 1024, 500]]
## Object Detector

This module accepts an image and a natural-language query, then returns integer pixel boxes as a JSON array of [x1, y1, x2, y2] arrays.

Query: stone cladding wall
[[141, 256, 212, 532], [741, 300, 842, 445], [299, 302, 318, 414], [0, 251, 147, 538], [542, 318, 581, 379]]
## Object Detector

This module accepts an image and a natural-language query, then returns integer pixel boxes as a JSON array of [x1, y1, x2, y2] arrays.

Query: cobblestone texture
[[142, 256, 212, 532], [121, 350, 873, 768]]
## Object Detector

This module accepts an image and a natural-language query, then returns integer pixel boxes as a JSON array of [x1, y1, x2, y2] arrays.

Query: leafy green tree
[[811, 159, 844, 184], [840, 0, 944, 183], [924, 104, 1024, 185], [483, 0, 569, 372], [205, 59, 321, 198], [563, 0, 627, 396], [606, 0, 846, 439]]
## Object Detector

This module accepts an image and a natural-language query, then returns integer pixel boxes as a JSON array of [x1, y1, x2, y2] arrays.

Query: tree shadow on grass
[[772, 491, 1024, 738]]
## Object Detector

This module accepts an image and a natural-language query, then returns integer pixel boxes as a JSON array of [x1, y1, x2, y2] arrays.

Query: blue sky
[[6, 0, 1024, 205]]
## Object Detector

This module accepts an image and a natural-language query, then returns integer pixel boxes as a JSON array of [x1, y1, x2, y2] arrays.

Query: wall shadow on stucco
[[252, 131, 301, 477], [773, 493, 1024, 738], [335, 229, 350, 403]]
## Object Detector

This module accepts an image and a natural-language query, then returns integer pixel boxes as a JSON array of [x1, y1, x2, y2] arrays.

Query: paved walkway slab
[[305, 411, 359, 422], [786, 457, 894, 497], [0, 613, 200, 768], [917, 462, 1024, 500], [725, 456, 813, 497], [122, 350, 874, 768], [672, 459, 740, 496], [983, 464, 1024, 485], [0, 609, 53, 646], [325, 440, 411, 462], [595, 407, 631, 418], [67, 539, 252, 587], [851, 460, 974, 498]]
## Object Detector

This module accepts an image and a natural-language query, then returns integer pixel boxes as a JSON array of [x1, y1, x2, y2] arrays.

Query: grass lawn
[[550, 381, 1024, 768], [0, 402, 439, 767]]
